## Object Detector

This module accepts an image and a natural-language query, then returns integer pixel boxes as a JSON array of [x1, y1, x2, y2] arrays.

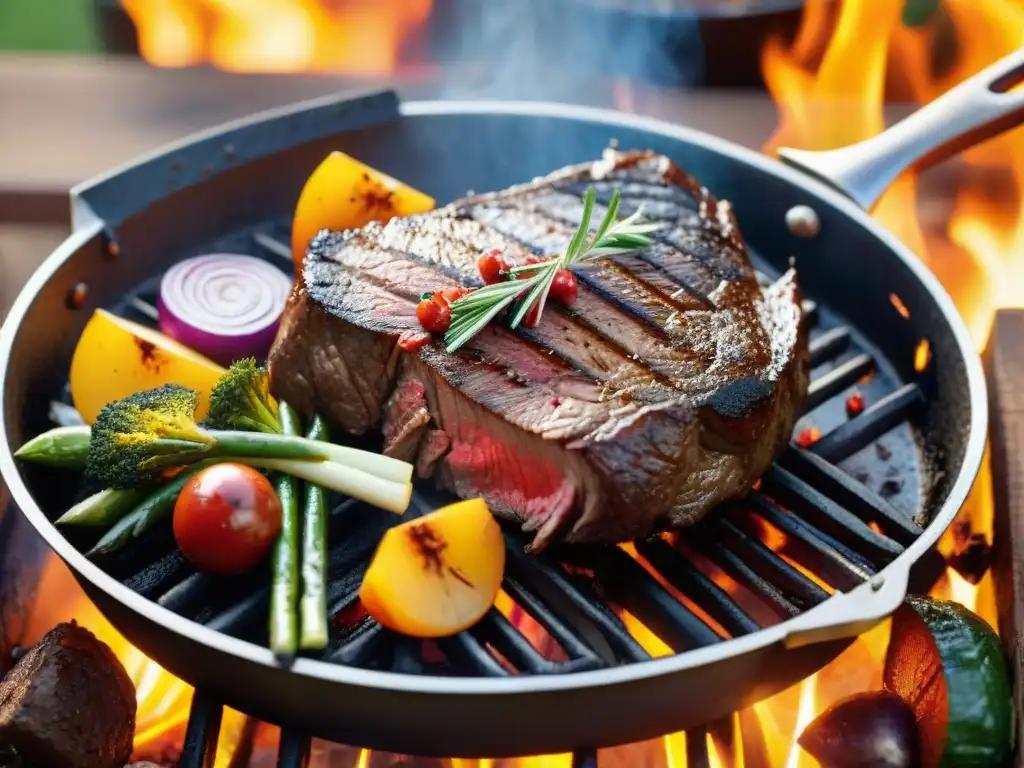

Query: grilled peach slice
[[70, 309, 225, 424], [359, 498, 505, 638], [291, 151, 434, 268]]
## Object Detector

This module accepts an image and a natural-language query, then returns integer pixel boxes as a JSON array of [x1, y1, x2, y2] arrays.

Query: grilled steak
[[269, 149, 809, 550]]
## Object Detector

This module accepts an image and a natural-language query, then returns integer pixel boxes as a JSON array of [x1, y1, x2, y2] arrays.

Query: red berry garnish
[[550, 269, 578, 305], [477, 249, 507, 284], [846, 392, 865, 418], [416, 295, 451, 334], [796, 427, 822, 448]]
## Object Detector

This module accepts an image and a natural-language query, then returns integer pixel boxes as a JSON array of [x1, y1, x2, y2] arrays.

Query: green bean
[[57, 487, 148, 527], [14, 425, 91, 468], [299, 414, 330, 650], [86, 459, 222, 557], [269, 402, 301, 659]]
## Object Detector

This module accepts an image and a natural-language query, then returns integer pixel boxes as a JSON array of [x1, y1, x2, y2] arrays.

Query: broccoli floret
[[205, 358, 282, 434], [86, 384, 214, 489]]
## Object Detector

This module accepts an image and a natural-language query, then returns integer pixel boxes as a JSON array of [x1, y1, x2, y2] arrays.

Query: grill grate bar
[[578, 546, 723, 652], [810, 383, 925, 463], [808, 326, 851, 366], [178, 690, 222, 768], [157, 571, 210, 615], [277, 730, 312, 768], [471, 608, 565, 674], [685, 727, 711, 768], [122, 549, 189, 598], [762, 465, 904, 565], [745, 494, 874, 586], [327, 621, 387, 667], [805, 353, 875, 410], [207, 587, 268, 636], [573, 748, 599, 768], [501, 575, 604, 665], [437, 629, 512, 676], [636, 538, 760, 637], [504, 538, 650, 663], [779, 448, 922, 544], [710, 516, 830, 609]]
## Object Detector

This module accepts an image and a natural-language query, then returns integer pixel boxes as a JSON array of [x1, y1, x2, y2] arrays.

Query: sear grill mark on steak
[[268, 149, 809, 550]]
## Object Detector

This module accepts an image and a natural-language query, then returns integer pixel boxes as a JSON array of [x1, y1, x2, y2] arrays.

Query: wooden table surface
[[0, 53, 933, 318], [0, 52, 791, 321]]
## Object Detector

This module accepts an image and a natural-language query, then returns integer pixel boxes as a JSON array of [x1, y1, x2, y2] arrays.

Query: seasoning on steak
[[269, 149, 809, 550], [0, 622, 136, 768]]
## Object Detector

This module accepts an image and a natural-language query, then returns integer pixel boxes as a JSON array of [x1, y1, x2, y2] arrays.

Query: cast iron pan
[[1, 50, 1022, 756]]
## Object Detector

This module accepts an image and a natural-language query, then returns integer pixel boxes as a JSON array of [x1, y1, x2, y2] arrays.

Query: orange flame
[[121, 0, 433, 75]]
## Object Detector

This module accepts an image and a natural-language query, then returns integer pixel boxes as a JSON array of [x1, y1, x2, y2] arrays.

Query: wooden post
[[986, 309, 1024, 765]]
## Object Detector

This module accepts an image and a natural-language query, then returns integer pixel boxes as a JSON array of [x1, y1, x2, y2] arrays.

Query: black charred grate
[[52, 208, 926, 763]]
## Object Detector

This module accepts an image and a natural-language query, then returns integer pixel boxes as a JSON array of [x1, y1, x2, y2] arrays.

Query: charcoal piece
[[0, 622, 136, 768]]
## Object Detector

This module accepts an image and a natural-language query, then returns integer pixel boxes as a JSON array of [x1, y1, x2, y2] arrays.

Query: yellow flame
[[121, 0, 433, 75], [664, 732, 688, 768], [784, 675, 818, 768]]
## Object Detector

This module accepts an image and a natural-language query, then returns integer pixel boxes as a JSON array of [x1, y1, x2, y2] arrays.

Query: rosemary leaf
[[443, 185, 661, 352], [510, 262, 558, 328]]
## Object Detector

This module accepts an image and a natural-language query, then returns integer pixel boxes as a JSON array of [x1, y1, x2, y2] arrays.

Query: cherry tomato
[[523, 301, 541, 328], [550, 269, 578, 305], [173, 463, 282, 575], [438, 286, 471, 305], [477, 249, 507, 284], [416, 295, 452, 334]]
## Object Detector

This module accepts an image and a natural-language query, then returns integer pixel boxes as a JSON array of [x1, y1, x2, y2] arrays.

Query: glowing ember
[[914, 338, 932, 372], [795, 426, 822, 448], [121, 0, 433, 76], [888, 293, 912, 320], [845, 391, 865, 417]]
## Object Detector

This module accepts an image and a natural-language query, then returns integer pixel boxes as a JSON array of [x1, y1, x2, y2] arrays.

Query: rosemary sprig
[[444, 188, 661, 352]]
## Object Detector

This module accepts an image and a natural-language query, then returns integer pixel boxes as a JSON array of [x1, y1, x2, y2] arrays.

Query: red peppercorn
[[795, 427, 822, 448], [416, 295, 451, 334], [846, 391, 865, 418], [550, 269, 578, 305], [477, 249, 507, 284]]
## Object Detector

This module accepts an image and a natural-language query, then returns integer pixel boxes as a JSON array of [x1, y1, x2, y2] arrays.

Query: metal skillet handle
[[779, 47, 1024, 209]]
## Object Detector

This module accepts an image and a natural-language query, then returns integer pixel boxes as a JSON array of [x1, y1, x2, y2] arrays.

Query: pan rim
[[0, 98, 988, 697]]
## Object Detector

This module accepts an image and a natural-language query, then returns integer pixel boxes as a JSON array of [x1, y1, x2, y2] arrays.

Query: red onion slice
[[158, 253, 292, 366]]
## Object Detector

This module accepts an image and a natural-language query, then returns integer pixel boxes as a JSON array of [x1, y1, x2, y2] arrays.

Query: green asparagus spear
[[57, 487, 149, 527], [86, 459, 224, 557], [269, 402, 301, 659], [14, 425, 90, 468], [299, 414, 330, 650]]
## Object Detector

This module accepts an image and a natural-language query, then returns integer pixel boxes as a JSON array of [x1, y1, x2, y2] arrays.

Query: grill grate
[[59, 214, 929, 760]]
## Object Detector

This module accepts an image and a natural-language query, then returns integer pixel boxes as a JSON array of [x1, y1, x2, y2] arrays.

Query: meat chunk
[[269, 149, 809, 549], [0, 622, 136, 768]]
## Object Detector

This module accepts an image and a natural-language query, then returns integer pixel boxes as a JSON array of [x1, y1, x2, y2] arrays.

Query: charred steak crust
[[268, 149, 809, 549]]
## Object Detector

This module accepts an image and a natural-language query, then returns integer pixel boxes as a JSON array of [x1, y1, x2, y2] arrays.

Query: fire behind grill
[[36, 205, 931, 758]]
